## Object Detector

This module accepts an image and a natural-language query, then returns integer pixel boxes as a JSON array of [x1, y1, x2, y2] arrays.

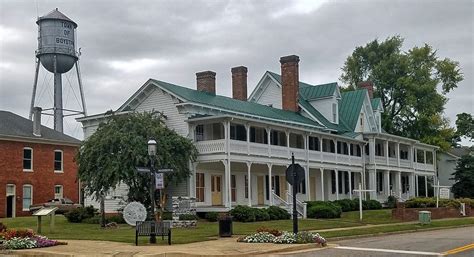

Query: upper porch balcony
[[365, 138, 436, 172], [192, 121, 363, 167]]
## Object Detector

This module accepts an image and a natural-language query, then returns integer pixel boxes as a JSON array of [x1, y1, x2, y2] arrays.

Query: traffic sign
[[285, 164, 305, 186]]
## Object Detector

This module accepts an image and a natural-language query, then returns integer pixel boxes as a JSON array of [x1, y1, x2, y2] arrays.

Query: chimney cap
[[231, 66, 248, 73], [280, 55, 300, 64], [196, 70, 216, 77]]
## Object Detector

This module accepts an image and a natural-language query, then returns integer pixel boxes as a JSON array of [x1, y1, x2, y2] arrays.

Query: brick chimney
[[358, 81, 374, 98], [280, 55, 300, 112], [196, 71, 216, 94], [32, 106, 42, 137], [231, 66, 248, 101]]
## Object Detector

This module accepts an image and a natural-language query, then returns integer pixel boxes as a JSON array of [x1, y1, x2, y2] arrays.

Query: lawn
[[2, 209, 457, 245]]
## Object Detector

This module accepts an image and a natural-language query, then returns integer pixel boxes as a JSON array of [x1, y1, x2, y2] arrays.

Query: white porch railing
[[286, 191, 307, 219], [195, 139, 225, 154], [389, 158, 398, 166], [270, 145, 288, 158], [229, 140, 247, 154], [271, 190, 307, 219], [400, 159, 411, 168], [248, 142, 268, 156]]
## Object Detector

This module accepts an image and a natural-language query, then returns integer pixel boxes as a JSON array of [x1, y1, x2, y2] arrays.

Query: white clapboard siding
[[255, 81, 282, 109], [134, 87, 188, 137], [84, 183, 129, 213], [309, 97, 337, 124]]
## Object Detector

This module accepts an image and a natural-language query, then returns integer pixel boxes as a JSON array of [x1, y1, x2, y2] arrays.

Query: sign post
[[285, 153, 305, 234], [432, 181, 451, 208], [352, 183, 375, 221]]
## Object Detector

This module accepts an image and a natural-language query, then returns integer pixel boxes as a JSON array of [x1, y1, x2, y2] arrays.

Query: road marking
[[442, 243, 474, 255], [335, 246, 442, 256]]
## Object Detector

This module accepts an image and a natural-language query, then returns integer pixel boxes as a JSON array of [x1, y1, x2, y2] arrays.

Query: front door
[[6, 196, 14, 217], [211, 175, 222, 206], [257, 176, 264, 205], [310, 177, 317, 200], [279, 176, 287, 201]]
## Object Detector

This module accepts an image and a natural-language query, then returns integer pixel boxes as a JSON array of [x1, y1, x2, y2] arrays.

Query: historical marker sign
[[285, 163, 305, 186], [439, 188, 450, 199], [123, 201, 147, 226]]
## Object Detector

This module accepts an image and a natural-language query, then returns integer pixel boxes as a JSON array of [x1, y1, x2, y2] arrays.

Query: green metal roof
[[338, 131, 361, 139], [150, 79, 324, 128], [300, 82, 338, 100], [371, 98, 382, 110], [339, 89, 367, 131]]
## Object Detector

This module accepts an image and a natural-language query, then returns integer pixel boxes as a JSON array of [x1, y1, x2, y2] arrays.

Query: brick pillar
[[280, 55, 300, 112], [196, 71, 216, 94], [231, 66, 248, 101]]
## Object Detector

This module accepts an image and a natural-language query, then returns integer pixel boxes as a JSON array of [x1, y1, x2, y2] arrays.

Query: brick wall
[[280, 55, 300, 112], [392, 203, 473, 221], [0, 140, 79, 218]]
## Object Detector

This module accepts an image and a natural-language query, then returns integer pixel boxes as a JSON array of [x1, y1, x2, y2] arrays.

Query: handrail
[[285, 191, 307, 218]]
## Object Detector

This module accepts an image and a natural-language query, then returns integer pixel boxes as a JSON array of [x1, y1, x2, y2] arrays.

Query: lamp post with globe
[[147, 139, 157, 244]]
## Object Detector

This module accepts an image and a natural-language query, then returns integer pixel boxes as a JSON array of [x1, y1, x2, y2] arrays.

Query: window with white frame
[[23, 147, 33, 171], [195, 173, 205, 202], [22, 184, 33, 211], [54, 150, 63, 172], [195, 125, 204, 141], [54, 185, 63, 199]]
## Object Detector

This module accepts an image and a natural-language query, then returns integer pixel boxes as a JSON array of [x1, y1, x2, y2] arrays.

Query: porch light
[[147, 139, 157, 156]]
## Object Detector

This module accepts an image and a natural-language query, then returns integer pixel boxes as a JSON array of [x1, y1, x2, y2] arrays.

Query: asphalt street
[[271, 226, 474, 257]]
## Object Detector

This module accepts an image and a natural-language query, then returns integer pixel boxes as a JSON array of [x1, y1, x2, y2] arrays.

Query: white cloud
[[106, 58, 168, 73]]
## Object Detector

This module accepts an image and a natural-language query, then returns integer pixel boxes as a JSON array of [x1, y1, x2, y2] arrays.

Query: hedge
[[404, 197, 474, 209], [229, 206, 290, 222]]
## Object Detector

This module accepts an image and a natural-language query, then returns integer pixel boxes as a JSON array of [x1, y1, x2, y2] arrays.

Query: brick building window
[[22, 184, 33, 211], [55, 185, 63, 198], [195, 173, 205, 202], [54, 150, 63, 172], [23, 147, 33, 171]]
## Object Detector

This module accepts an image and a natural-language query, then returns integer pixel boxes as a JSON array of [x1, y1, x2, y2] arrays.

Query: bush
[[64, 206, 96, 223], [161, 212, 172, 220], [230, 205, 256, 222], [179, 214, 197, 220], [254, 208, 270, 221], [266, 206, 290, 220], [82, 216, 101, 224], [205, 212, 219, 222], [386, 196, 397, 209], [458, 198, 474, 207], [107, 214, 126, 224], [307, 203, 341, 219], [333, 199, 357, 212], [364, 200, 383, 210]]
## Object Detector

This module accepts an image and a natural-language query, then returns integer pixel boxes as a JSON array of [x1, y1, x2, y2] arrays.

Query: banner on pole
[[155, 173, 164, 189]]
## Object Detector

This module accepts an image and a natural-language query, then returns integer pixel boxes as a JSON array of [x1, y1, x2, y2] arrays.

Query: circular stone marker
[[123, 201, 147, 226]]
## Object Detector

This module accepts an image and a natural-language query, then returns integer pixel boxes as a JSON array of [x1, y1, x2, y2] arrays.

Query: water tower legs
[[53, 55, 63, 133], [29, 59, 40, 120]]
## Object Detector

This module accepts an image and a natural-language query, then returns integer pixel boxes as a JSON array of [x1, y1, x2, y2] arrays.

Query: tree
[[451, 153, 474, 198], [76, 111, 197, 224], [455, 112, 473, 143], [340, 36, 463, 151]]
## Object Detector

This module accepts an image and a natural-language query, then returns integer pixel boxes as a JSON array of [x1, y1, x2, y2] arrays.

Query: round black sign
[[285, 164, 305, 186]]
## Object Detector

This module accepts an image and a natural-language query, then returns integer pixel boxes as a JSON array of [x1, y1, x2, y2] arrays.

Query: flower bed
[[0, 228, 67, 250], [237, 227, 327, 246]]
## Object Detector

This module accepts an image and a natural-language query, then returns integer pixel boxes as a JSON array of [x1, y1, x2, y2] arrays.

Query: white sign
[[155, 173, 164, 189], [439, 188, 450, 199], [123, 201, 147, 226]]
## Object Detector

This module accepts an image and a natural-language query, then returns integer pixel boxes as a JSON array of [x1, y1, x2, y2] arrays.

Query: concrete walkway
[[11, 238, 325, 257]]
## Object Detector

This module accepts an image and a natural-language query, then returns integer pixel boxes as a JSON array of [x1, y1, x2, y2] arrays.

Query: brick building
[[0, 110, 81, 218]]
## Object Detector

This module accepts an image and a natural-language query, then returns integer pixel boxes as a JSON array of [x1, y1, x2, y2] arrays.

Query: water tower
[[29, 8, 87, 132]]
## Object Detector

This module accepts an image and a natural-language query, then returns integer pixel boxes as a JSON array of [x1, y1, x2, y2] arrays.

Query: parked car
[[29, 198, 82, 214]]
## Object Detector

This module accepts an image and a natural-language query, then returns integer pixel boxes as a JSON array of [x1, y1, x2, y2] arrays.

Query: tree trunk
[[100, 194, 106, 227]]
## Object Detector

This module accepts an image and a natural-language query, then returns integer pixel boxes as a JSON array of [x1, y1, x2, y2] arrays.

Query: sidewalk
[[11, 238, 325, 257]]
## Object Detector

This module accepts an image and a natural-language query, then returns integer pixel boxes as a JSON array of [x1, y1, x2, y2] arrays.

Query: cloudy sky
[[0, 0, 472, 140]]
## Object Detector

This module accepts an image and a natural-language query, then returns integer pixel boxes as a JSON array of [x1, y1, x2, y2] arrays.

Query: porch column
[[245, 124, 250, 155], [247, 162, 252, 206], [368, 170, 377, 200], [189, 162, 198, 198], [268, 163, 273, 206], [424, 176, 428, 197], [334, 169, 339, 200], [348, 170, 352, 199], [396, 143, 400, 167], [286, 130, 290, 156], [385, 140, 389, 165], [222, 160, 230, 208], [305, 165, 310, 201], [266, 128, 271, 156], [369, 138, 376, 163], [384, 170, 390, 196], [320, 168, 325, 201], [409, 172, 416, 198], [395, 171, 402, 198], [415, 175, 419, 197]]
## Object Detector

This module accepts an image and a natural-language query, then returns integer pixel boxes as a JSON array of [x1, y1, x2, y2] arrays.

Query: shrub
[[254, 208, 270, 221], [82, 216, 101, 224], [365, 200, 383, 210], [267, 206, 290, 220], [205, 212, 219, 222], [386, 196, 397, 209], [179, 214, 197, 220], [230, 205, 256, 222], [64, 206, 96, 223], [458, 198, 474, 207], [404, 197, 461, 209], [256, 227, 282, 237], [161, 212, 172, 220], [107, 214, 126, 224], [307, 204, 341, 219], [333, 199, 357, 212]]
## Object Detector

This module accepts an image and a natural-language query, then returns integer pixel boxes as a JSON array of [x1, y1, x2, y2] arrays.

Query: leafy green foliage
[[451, 154, 474, 198], [230, 206, 257, 222], [254, 208, 271, 221], [364, 200, 383, 210], [266, 206, 291, 220], [179, 214, 197, 220], [385, 196, 398, 209], [404, 197, 461, 209], [204, 212, 219, 222], [333, 199, 358, 212], [76, 111, 197, 209], [307, 203, 342, 219], [340, 36, 463, 150], [230, 206, 290, 222], [455, 113, 473, 142], [64, 206, 96, 223]]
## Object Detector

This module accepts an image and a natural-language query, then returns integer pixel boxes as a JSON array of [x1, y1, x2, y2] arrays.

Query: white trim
[[22, 184, 33, 211], [54, 149, 64, 173], [23, 147, 33, 172], [54, 185, 64, 199]]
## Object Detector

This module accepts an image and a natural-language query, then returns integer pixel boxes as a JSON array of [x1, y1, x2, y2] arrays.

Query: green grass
[[2, 209, 459, 245]]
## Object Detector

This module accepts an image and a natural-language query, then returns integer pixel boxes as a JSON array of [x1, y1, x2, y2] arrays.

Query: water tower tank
[[36, 8, 78, 73]]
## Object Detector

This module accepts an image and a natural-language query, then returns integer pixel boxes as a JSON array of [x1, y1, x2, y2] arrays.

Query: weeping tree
[[340, 36, 463, 151], [76, 111, 197, 226]]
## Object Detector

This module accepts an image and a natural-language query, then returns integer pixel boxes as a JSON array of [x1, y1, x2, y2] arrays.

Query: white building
[[77, 55, 438, 216]]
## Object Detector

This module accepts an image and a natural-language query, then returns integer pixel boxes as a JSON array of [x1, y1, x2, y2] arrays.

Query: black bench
[[135, 221, 171, 246]]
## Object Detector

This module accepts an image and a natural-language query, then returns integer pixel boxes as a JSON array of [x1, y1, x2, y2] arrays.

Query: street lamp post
[[147, 139, 157, 244]]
